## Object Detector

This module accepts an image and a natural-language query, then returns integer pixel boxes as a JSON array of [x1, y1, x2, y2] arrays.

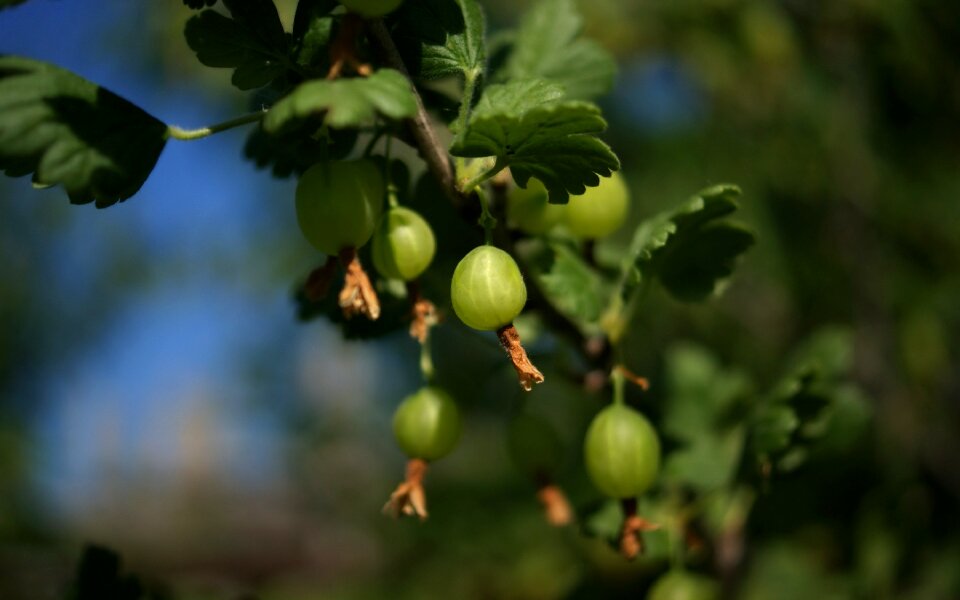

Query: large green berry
[[393, 387, 461, 461], [295, 159, 383, 255], [564, 172, 630, 239], [507, 178, 565, 235], [450, 246, 527, 331], [339, 0, 403, 18], [371, 206, 436, 281], [584, 404, 660, 499], [647, 571, 720, 600], [508, 412, 564, 479]]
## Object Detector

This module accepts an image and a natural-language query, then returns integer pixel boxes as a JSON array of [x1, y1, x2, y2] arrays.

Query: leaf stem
[[166, 110, 266, 141], [420, 328, 435, 383], [455, 68, 480, 136], [459, 157, 506, 195], [384, 134, 400, 209], [362, 128, 386, 157]]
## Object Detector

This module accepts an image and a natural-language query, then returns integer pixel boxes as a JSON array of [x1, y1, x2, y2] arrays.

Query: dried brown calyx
[[326, 13, 373, 80], [302, 250, 380, 321], [382, 458, 429, 520], [304, 256, 339, 302], [496, 323, 544, 391], [619, 498, 660, 560], [407, 282, 439, 343], [536, 482, 573, 527], [338, 247, 380, 320]]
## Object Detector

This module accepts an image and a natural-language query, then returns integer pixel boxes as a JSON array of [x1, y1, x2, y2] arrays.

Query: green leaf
[[657, 222, 756, 301], [393, 0, 487, 80], [748, 327, 867, 473], [244, 122, 357, 178], [469, 77, 565, 114], [292, 0, 338, 69], [664, 427, 745, 491], [0, 0, 30, 9], [263, 69, 418, 132], [662, 344, 752, 442], [451, 79, 619, 203], [579, 498, 670, 557], [622, 184, 755, 302], [779, 326, 854, 384], [518, 239, 608, 331], [184, 0, 291, 90], [751, 404, 800, 456], [0, 56, 167, 207], [580, 499, 624, 547], [617, 214, 676, 301], [660, 343, 752, 491], [538, 242, 607, 324], [618, 184, 744, 300], [498, 0, 616, 100]]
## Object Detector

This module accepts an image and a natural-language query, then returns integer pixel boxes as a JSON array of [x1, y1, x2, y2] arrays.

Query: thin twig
[[367, 19, 466, 211]]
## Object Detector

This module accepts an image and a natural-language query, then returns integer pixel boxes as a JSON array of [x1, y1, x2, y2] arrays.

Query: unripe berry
[[564, 172, 630, 239], [392, 387, 461, 461], [507, 178, 565, 235], [584, 404, 660, 498], [371, 206, 436, 281], [295, 159, 383, 255], [450, 246, 527, 331]]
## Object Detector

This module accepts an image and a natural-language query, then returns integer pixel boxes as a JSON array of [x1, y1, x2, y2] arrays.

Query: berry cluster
[[295, 155, 659, 556]]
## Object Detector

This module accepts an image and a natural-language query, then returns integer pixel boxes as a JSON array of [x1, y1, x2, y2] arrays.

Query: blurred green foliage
[[1, 0, 959, 599]]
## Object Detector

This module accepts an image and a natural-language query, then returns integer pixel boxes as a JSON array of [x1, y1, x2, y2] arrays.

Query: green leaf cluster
[[519, 238, 609, 332], [658, 328, 870, 490], [661, 344, 751, 491], [749, 327, 870, 473], [184, 0, 293, 90], [263, 69, 417, 131], [0, 0, 625, 209], [520, 184, 754, 339], [451, 79, 619, 203], [495, 0, 616, 100], [393, 0, 487, 80]]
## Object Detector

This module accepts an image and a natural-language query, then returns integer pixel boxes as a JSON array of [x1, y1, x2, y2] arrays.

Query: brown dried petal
[[338, 248, 381, 320], [536, 483, 573, 527], [497, 324, 544, 391], [383, 459, 429, 521], [619, 498, 660, 560], [409, 296, 438, 343]]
